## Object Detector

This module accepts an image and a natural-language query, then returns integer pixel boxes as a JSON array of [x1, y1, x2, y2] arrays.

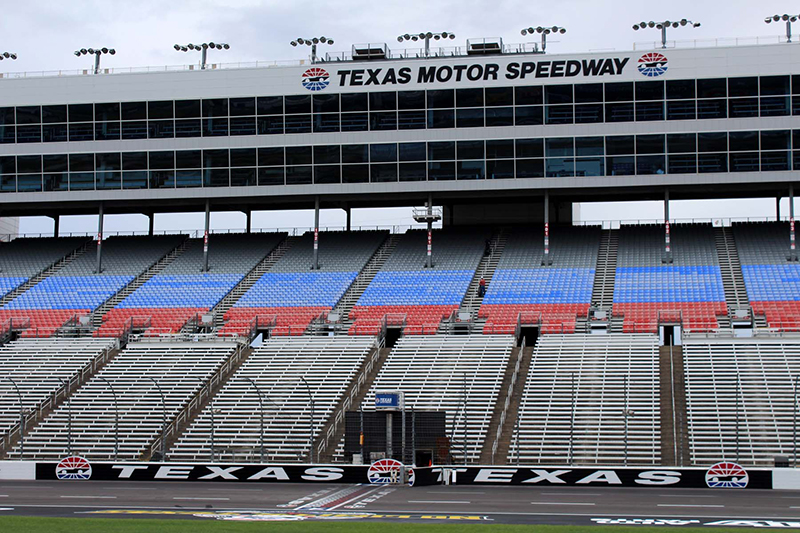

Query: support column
[[778, 197, 782, 222], [147, 213, 154, 236], [53, 216, 60, 238], [313, 197, 320, 270], [245, 210, 252, 234], [426, 194, 433, 269], [345, 207, 351, 232], [95, 204, 104, 274], [203, 199, 210, 272], [790, 185, 798, 262], [663, 190, 673, 264], [542, 191, 552, 266]]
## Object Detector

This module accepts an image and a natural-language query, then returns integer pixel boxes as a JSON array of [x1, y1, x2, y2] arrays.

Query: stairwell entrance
[[518, 326, 538, 347]]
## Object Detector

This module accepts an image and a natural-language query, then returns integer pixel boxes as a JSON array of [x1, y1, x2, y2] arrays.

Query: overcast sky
[[1, 0, 795, 235]]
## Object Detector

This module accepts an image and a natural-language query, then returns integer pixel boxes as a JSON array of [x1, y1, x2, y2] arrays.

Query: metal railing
[[491, 336, 525, 464], [634, 34, 791, 51]]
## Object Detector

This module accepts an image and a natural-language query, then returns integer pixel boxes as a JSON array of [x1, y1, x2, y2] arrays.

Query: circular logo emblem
[[56, 456, 92, 480], [367, 458, 414, 485], [638, 52, 668, 77], [705, 461, 748, 488], [302, 68, 330, 91]]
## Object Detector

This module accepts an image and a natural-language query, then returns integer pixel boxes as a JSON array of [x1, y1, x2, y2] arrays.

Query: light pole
[[3, 377, 24, 459], [148, 377, 168, 461], [0, 52, 17, 62], [290, 37, 334, 64], [96, 377, 119, 460], [397, 32, 455, 57], [243, 377, 266, 463], [174, 42, 230, 70], [632, 19, 701, 49], [299, 377, 315, 464], [74, 47, 115, 75], [765, 14, 800, 43], [520, 26, 566, 53], [60, 379, 72, 457]]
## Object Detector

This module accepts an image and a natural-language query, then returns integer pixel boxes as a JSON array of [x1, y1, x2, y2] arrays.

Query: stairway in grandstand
[[330, 233, 400, 323], [588, 228, 619, 331], [0, 338, 119, 458], [714, 226, 752, 329], [91, 236, 190, 327], [0, 238, 92, 307], [447, 227, 509, 332], [10, 340, 242, 460], [511, 334, 661, 466], [210, 235, 297, 330], [478, 341, 534, 464], [659, 345, 690, 466]]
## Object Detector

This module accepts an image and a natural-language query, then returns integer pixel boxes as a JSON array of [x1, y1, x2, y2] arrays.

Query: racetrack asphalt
[[1, 480, 799, 527]]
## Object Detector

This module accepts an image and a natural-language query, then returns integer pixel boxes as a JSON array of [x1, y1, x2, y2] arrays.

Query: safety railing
[[491, 336, 525, 464]]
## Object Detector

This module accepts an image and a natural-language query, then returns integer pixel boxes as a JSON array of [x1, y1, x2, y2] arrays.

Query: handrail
[[491, 337, 525, 464]]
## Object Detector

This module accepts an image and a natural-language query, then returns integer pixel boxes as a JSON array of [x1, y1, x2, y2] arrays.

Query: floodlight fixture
[[520, 25, 566, 52], [397, 31, 455, 56], [765, 14, 800, 42], [632, 19, 700, 48], [74, 46, 116, 74], [290, 36, 334, 63], [0, 52, 17, 61], [174, 41, 230, 69]]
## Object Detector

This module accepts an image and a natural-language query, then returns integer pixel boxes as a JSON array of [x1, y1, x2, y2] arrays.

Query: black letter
[[351, 70, 364, 85], [436, 66, 453, 82], [398, 67, 412, 84], [535, 62, 550, 78], [467, 64, 483, 81], [550, 60, 566, 77], [505, 63, 520, 80], [382, 69, 397, 85], [365, 68, 382, 85], [614, 57, 630, 75], [453, 64, 468, 82], [337, 70, 351, 86], [520, 62, 536, 79], [484, 63, 500, 80], [581, 59, 602, 76], [565, 60, 582, 77], [418, 66, 436, 83]]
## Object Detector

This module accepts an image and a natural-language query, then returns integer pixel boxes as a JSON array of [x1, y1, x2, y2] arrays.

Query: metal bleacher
[[0, 237, 88, 300], [169, 336, 376, 462], [684, 337, 800, 466], [512, 334, 660, 465], [359, 334, 513, 463], [10, 340, 238, 460], [0, 338, 117, 453]]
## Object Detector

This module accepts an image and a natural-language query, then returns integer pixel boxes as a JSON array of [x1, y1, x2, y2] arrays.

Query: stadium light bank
[[632, 19, 701, 49]]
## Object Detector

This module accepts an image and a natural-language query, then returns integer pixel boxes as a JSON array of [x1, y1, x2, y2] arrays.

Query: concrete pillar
[[313, 197, 320, 270], [345, 207, 351, 232], [543, 191, 551, 266], [203, 200, 210, 272], [664, 190, 672, 263], [53, 215, 60, 238], [426, 194, 433, 269], [245, 210, 252, 234], [791, 185, 797, 261], [778, 196, 782, 222], [95, 204, 104, 274], [147, 213, 154, 236]]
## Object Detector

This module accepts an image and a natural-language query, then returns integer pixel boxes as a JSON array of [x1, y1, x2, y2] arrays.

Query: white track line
[[531, 501, 596, 506], [60, 496, 117, 499], [408, 500, 471, 504], [657, 504, 725, 508], [327, 486, 386, 511], [173, 497, 230, 501]]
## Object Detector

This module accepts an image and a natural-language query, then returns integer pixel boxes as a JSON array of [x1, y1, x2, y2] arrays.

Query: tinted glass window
[[284, 95, 311, 114], [42, 105, 68, 123], [122, 152, 147, 170], [148, 151, 175, 170], [95, 153, 121, 171], [729, 131, 759, 151], [230, 148, 257, 167], [397, 91, 425, 110], [176, 150, 201, 168], [761, 130, 790, 151], [545, 85, 573, 104], [16, 106, 41, 124], [574, 83, 603, 103], [729, 77, 758, 97], [635, 81, 664, 101], [202, 99, 228, 117], [515, 86, 543, 105], [575, 137, 604, 156], [285, 146, 312, 165], [760, 75, 790, 96], [456, 88, 484, 107], [457, 140, 484, 159], [606, 135, 635, 155], [121, 101, 147, 120], [341, 93, 368, 112], [43, 154, 68, 172], [175, 100, 201, 118], [314, 145, 341, 164], [605, 82, 633, 102], [69, 153, 94, 172], [148, 101, 173, 120], [666, 79, 695, 99], [258, 147, 284, 166], [17, 155, 42, 173], [427, 89, 455, 108], [257, 96, 283, 115], [428, 141, 455, 160], [486, 140, 514, 159], [636, 134, 665, 154], [698, 132, 727, 152], [667, 133, 697, 153], [485, 87, 514, 106], [399, 142, 426, 161], [203, 149, 229, 168], [697, 78, 726, 98], [313, 94, 339, 113], [370, 144, 397, 162], [515, 138, 544, 158], [342, 144, 369, 163], [68, 104, 93, 122], [370, 92, 397, 111], [546, 138, 573, 157]]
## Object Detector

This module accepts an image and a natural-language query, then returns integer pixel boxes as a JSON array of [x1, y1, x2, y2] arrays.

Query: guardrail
[[491, 337, 525, 464]]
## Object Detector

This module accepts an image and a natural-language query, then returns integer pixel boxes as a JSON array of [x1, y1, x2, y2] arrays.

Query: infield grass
[[0, 516, 762, 532]]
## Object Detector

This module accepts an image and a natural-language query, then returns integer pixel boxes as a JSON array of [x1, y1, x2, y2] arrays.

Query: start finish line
[[0, 457, 791, 490]]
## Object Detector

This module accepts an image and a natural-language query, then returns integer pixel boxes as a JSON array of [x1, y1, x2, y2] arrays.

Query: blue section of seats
[[613, 266, 725, 303], [356, 271, 473, 306], [3, 275, 133, 310], [0, 277, 26, 298], [233, 272, 357, 308], [742, 264, 800, 301], [117, 274, 243, 309], [482, 268, 595, 304]]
